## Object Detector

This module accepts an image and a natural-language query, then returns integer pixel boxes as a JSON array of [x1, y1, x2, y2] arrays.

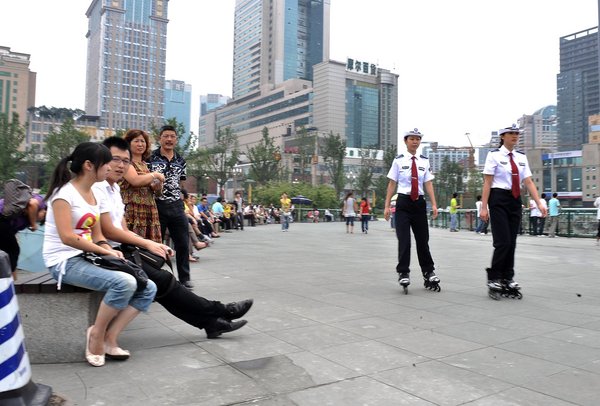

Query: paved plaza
[[28, 220, 600, 405]]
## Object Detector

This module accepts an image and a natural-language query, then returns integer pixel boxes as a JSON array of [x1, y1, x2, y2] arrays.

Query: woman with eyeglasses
[[121, 129, 164, 243]]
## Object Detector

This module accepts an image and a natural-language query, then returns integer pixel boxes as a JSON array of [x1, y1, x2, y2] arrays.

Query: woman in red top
[[360, 197, 371, 234]]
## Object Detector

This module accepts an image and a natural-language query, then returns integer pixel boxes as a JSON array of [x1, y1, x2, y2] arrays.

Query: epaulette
[[419, 154, 428, 159], [515, 150, 525, 155], [395, 154, 404, 159]]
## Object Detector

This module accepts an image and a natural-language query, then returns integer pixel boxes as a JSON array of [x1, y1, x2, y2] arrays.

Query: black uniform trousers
[[394, 194, 435, 275], [118, 245, 228, 330], [0, 218, 19, 271], [155, 199, 191, 283], [488, 188, 522, 281]]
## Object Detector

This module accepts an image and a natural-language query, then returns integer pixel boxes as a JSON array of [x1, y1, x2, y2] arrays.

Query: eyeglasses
[[111, 157, 131, 166]]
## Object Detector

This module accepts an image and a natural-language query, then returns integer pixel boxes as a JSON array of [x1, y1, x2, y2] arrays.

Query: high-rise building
[[0, 46, 36, 126], [164, 80, 192, 148], [557, 27, 599, 151], [232, 0, 330, 100], [84, 0, 169, 133], [312, 59, 398, 150], [200, 94, 230, 116], [517, 105, 558, 152]]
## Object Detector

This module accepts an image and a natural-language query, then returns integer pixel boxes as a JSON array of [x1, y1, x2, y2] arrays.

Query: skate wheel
[[403, 286, 408, 295], [488, 290, 501, 300]]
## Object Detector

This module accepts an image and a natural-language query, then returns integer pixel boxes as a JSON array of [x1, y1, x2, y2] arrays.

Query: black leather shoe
[[205, 318, 247, 339], [182, 281, 194, 289], [224, 299, 253, 320]]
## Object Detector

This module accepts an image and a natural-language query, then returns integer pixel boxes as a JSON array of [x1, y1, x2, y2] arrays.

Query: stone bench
[[14, 272, 103, 364]]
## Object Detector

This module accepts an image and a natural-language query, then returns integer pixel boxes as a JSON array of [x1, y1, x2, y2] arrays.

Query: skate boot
[[423, 271, 441, 292], [501, 279, 522, 299], [487, 279, 503, 300], [398, 273, 410, 295]]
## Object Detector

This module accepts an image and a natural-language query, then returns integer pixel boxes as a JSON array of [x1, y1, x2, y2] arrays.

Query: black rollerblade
[[500, 279, 522, 299], [423, 272, 441, 292], [487, 279, 503, 300], [398, 273, 410, 295]]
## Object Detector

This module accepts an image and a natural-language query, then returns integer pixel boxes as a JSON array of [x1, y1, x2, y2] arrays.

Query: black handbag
[[81, 252, 149, 291], [119, 244, 173, 274]]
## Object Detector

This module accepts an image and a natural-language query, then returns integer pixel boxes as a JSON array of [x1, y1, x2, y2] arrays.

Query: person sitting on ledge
[[95, 137, 253, 339]]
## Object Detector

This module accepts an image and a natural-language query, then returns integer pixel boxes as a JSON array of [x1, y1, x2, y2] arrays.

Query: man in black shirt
[[147, 125, 193, 288]]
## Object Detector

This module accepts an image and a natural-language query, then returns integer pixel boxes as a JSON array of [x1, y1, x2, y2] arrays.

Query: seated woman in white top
[[43, 142, 156, 367]]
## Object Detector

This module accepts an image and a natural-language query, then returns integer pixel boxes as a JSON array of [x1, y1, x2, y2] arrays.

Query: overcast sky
[[2, 0, 598, 147]]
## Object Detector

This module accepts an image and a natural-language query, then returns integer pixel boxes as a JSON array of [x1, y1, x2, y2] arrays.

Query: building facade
[[0, 46, 36, 126], [312, 59, 398, 150], [517, 105, 558, 152], [232, 0, 330, 100], [557, 27, 599, 151], [164, 79, 192, 148], [84, 0, 168, 132]]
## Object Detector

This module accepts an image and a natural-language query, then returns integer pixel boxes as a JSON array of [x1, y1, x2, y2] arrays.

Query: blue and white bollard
[[0, 251, 51, 405]]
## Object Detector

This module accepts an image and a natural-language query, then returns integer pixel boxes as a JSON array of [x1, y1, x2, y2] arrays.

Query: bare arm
[[480, 175, 493, 222], [25, 198, 40, 231], [123, 164, 164, 187], [383, 179, 397, 221], [424, 180, 438, 219], [99, 213, 171, 258], [523, 177, 547, 217], [53, 199, 122, 257]]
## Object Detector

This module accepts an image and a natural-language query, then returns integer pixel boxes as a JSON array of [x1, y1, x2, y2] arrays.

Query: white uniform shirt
[[92, 181, 125, 246], [386, 153, 434, 196], [482, 145, 532, 189], [594, 196, 600, 220], [529, 199, 541, 217]]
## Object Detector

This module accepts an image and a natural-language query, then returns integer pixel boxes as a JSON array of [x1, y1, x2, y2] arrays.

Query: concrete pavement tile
[[287, 376, 435, 405], [497, 336, 600, 368], [387, 292, 463, 310], [117, 323, 191, 350], [441, 347, 569, 385], [331, 316, 420, 339], [372, 360, 513, 406], [379, 329, 485, 359], [482, 314, 569, 335], [198, 332, 302, 363], [134, 364, 270, 406], [269, 324, 365, 351], [464, 386, 582, 405], [434, 321, 534, 346], [313, 340, 426, 375], [243, 309, 318, 332], [431, 304, 523, 324], [382, 308, 469, 330], [544, 326, 600, 348], [230, 352, 359, 393], [283, 302, 368, 323], [520, 368, 600, 406], [313, 292, 413, 316], [517, 307, 600, 327]]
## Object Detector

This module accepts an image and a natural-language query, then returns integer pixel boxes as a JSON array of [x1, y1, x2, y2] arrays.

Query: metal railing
[[429, 208, 598, 238]]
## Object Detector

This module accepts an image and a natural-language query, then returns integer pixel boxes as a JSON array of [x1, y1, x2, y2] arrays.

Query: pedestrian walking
[[449, 193, 460, 231], [359, 196, 371, 234], [342, 192, 358, 234], [280, 192, 292, 232], [480, 125, 547, 300], [547, 193, 561, 238], [384, 128, 440, 294]]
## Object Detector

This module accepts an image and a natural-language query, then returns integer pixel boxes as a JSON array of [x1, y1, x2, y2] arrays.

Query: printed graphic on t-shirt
[[74, 213, 98, 241]]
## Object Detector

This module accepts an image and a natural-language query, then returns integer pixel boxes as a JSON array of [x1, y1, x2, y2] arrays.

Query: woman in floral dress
[[121, 129, 164, 243]]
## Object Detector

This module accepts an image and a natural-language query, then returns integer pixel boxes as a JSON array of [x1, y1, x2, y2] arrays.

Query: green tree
[[321, 131, 346, 198], [434, 157, 464, 207], [44, 117, 90, 177], [198, 127, 240, 195], [247, 127, 281, 185], [252, 182, 338, 209], [373, 143, 397, 210], [0, 112, 28, 185], [295, 126, 316, 183]]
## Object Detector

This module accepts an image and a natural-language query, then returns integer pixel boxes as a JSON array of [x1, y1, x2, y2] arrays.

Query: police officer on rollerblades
[[384, 128, 440, 294]]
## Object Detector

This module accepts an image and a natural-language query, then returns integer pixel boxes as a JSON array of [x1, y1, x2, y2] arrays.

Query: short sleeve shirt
[[43, 182, 100, 267], [386, 153, 434, 195], [92, 181, 125, 245], [482, 146, 532, 189], [147, 148, 187, 203]]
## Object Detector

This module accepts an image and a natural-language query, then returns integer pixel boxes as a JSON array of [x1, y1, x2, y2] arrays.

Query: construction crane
[[465, 132, 475, 170]]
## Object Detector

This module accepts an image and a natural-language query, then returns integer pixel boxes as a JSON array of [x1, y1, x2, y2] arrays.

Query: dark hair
[[102, 136, 131, 155], [46, 142, 112, 199], [217, 196, 222, 203], [452, 193, 458, 198], [541, 193, 546, 199], [159, 125, 177, 137], [181, 188, 189, 199], [123, 129, 151, 160], [476, 195, 482, 200], [345, 192, 353, 200], [552, 192, 558, 198]]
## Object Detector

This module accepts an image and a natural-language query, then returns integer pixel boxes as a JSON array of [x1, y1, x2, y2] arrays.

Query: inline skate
[[423, 271, 441, 292], [398, 273, 410, 295]]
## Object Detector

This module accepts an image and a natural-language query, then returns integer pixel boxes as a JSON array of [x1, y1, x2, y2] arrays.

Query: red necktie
[[509, 153, 520, 199], [410, 156, 418, 201]]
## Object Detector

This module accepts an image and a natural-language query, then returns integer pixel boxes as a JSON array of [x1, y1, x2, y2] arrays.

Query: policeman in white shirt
[[384, 128, 440, 293], [480, 124, 547, 299]]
